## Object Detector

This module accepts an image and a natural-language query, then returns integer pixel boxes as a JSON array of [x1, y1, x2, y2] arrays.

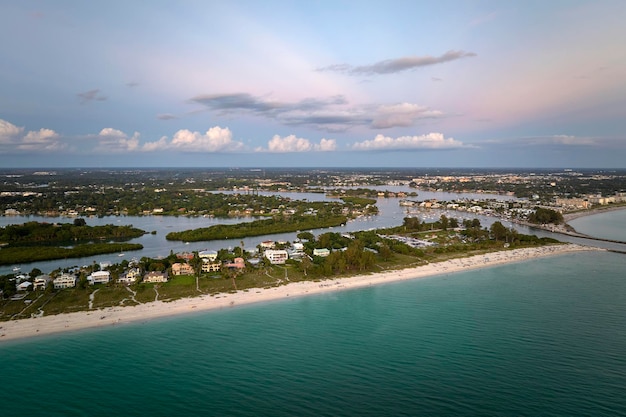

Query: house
[[199, 250, 218, 261], [33, 274, 52, 290], [265, 250, 288, 264], [54, 273, 77, 289], [119, 268, 141, 285], [143, 271, 168, 283], [201, 261, 221, 273], [224, 257, 246, 269], [313, 248, 330, 257], [260, 240, 275, 249], [88, 270, 110, 285], [176, 252, 194, 261], [171, 262, 195, 276], [17, 281, 33, 291]]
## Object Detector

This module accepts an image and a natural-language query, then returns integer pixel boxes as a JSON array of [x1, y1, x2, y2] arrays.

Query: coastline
[[0, 244, 599, 343], [563, 204, 626, 222]]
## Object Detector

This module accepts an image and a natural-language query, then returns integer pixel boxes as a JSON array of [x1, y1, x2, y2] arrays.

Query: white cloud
[[352, 133, 465, 150], [141, 126, 244, 152], [0, 119, 64, 151], [372, 103, 444, 128], [96, 128, 140, 152], [0, 119, 24, 143], [262, 135, 336, 152], [23, 128, 59, 143]]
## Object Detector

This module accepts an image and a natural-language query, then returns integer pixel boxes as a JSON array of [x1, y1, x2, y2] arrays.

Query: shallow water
[[2, 250, 626, 416]]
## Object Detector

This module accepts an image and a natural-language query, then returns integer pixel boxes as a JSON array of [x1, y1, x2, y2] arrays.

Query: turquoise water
[[569, 209, 626, 241], [2, 251, 626, 416]]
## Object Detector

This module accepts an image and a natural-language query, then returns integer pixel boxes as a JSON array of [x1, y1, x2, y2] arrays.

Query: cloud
[[77, 89, 107, 104], [96, 128, 140, 152], [157, 113, 178, 120], [371, 103, 444, 129], [352, 133, 465, 151], [143, 126, 244, 152], [261, 135, 337, 153], [190, 92, 444, 131], [0, 119, 65, 151], [0, 119, 24, 143], [126, 82, 140, 88], [317, 50, 476, 76]]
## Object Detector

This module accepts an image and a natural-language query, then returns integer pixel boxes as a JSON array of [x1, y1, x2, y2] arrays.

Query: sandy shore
[[0, 244, 599, 343], [563, 205, 626, 222]]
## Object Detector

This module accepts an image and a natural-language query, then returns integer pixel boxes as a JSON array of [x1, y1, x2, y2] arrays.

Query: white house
[[313, 248, 330, 257], [17, 281, 33, 291], [54, 274, 77, 289], [264, 249, 288, 264], [33, 274, 52, 290], [88, 270, 110, 285], [199, 250, 218, 261]]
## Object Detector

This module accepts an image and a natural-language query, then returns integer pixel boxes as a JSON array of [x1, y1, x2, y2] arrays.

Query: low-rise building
[[33, 274, 52, 290], [143, 271, 169, 283], [199, 250, 218, 261], [143, 271, 169, 282], [201, 261, 221, 273], [313, 248, 330, 257], [54, 273, 77, 289], [265, 250, 289, 264], [119, 268, 141, 285], [224, 257, 246, 269], [88, 270, 110, 285], [171, 262, 195, 276]]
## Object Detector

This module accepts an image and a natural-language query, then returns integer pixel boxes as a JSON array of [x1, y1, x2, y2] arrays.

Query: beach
[[0, 244, 598, 342]]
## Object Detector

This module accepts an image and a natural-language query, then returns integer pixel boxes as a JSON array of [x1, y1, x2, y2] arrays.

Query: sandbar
[[0, 244, 600, 343]]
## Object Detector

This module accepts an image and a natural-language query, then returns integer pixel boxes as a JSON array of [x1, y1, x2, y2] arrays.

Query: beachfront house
[[202, 261, 221, 273], [17, 281, 33, 291], [33, 274, 52, 290], [54, 273, 77, 289], [143, 271, 168, 283], [224, 257, 246, 269], [118, 268, 141, 285], [171, 262, 195, 276], [264, 249, 288, 265], [87, 270, 110, 285]]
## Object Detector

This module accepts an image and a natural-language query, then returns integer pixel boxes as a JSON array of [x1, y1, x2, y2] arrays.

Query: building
[[143, 271, 169, 283], [119, 268, 141, 285], [201, 261, 221, 273], [33, 274, 52, 290], [313, 248, 330, 257], [88, 270, 110, 285], [54, 273, 77, 289], [224, 257, 246, 269], [198, 250, 218, 261], [171, 263, 195, 276], [265, 250, 289, 264]]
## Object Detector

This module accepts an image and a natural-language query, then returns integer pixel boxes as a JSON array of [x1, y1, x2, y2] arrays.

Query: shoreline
[[563, 204, 626, 222], [0, 244, 600, 343]]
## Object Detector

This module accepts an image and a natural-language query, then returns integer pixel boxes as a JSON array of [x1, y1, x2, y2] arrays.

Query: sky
[[1, 0, 625, 169]]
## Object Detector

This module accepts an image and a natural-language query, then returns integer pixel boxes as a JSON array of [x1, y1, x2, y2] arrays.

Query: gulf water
[[2, 249, 626, 416]]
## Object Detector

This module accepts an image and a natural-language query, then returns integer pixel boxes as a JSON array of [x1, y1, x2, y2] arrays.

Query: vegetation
[[0, 243, 143, 266], [528, 207, 564, 225], [0, 221, 145, 244], [166, 214, 348, 241]]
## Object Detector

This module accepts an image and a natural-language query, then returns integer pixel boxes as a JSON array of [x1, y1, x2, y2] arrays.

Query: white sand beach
[[0, 244, 599, 342]]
